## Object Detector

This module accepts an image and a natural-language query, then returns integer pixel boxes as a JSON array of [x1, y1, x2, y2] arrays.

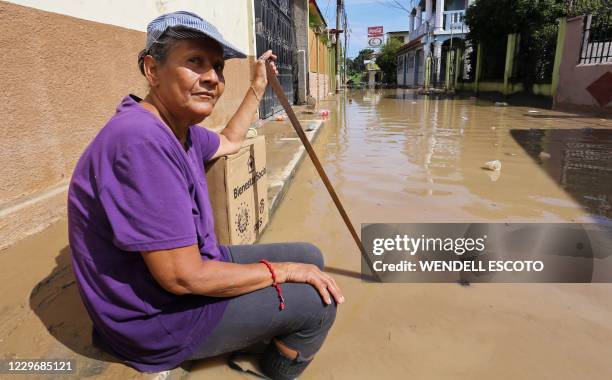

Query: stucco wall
[[309, 72, 330, 101], [555, 16, 612, 114], [308, 27, 329, 74], [0, 1, 255, 250], [397, 49, 420, 87], [5, 0, 255, 56]]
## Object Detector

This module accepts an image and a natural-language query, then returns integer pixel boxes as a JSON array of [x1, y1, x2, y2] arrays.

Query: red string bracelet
[[260, 259, 285, 311]]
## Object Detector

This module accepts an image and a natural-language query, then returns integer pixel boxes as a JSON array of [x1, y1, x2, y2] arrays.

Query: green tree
[[375, 38, 403, 84], [351, 48, 374, 74], [464, 0, 568, 86], [465, 0, 568, 51]]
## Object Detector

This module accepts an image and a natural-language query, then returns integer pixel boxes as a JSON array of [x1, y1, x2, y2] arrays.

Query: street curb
[[266, 119, 324, 223]]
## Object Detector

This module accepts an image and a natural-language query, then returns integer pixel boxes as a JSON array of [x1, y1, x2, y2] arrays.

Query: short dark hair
[[137, 26, 223, 76]]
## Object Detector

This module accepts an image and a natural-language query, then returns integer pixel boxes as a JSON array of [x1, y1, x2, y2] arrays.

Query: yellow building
[[308, 0, 336, 101]]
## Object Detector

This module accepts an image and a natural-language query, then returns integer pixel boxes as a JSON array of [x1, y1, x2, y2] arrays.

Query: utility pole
[[343, 6, 348, 86], [335, 0, 341, 93], [316, 29, 320, 104]]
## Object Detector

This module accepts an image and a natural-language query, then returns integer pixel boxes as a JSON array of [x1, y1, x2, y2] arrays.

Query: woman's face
[[150, 38, 225, 124]]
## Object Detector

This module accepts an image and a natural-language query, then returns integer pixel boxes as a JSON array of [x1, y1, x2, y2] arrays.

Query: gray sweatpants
[[187, 242, 337, 363]]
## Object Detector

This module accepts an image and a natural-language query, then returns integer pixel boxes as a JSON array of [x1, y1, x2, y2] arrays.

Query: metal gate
[[254, 0, 295, 119]]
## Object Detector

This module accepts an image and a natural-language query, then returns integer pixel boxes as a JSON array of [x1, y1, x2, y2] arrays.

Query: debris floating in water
[[494, 102, 508, 107], [487, 170, 501, 182], [539, 151, 551, 160], [483, 160, 502, 171]]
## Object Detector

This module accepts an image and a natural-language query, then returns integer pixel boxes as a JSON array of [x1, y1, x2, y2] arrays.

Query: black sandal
[[227, 351, 269, 379]]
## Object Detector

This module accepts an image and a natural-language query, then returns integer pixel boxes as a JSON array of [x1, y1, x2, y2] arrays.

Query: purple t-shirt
[[67, 94, 230, 372]]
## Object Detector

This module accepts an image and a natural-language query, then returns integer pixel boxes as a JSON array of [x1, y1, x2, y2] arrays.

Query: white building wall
[[407, 50, 416, 87], [397, 55, 405, 86], [5, 0, 255, 55], [397, 49, 419, 87]]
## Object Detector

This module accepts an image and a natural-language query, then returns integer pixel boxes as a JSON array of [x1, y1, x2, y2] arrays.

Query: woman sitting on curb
[[67, 11, 343, 379]]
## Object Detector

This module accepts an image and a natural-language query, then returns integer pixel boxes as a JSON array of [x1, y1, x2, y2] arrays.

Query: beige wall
[[308, 72, 330, 101], [308, 27, 329, 74], [555, 16, 612, 115], [0, 1, 256, 250]]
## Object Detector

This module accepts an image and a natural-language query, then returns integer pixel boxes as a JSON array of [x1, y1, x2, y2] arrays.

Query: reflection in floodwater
[[318, 88, 612, 224], [511, 129, 612, 223]]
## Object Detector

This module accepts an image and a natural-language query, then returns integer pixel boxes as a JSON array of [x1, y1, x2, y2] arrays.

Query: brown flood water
[[191, 89, 612, 379]]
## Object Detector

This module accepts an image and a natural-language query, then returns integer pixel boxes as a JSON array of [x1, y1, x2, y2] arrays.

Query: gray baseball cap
[[146, 11, 247, 59]]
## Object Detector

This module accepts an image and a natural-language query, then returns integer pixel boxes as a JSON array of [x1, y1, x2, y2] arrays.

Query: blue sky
[[317, 0, 412, 58]]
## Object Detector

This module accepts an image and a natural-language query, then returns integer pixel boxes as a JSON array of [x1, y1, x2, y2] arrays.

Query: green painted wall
[[475, 43, 482, 93], [551, 18, 567, 99], [458, 80, 524, 93], [504, 34, 519, 95], [461, 34, 554, 97], [532, 83, 552, 96]]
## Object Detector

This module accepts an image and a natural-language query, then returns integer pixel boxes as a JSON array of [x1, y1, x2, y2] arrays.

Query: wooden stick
[[264, 62, 380, 282]]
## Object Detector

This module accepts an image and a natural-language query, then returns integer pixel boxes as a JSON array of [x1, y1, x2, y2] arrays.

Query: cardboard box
[[205, 135, 268, 245]]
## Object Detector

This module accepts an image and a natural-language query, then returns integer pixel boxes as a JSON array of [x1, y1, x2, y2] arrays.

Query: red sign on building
[[367, 26, 384, 37]]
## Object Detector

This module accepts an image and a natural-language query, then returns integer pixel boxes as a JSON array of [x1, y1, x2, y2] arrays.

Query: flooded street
[[3, 1, 612, 378], [0, 88, 609, 380], [293, 89, 611, 225], [193, 90, 612, 379]]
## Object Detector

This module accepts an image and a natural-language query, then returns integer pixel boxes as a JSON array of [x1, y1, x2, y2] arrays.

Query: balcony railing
[[408, 21, 430, 41], [439, 10, 466, 34], [407, 10, 468, 42]]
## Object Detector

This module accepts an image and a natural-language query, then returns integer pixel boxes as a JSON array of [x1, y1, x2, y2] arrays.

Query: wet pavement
[[190, 89, 612, 379]]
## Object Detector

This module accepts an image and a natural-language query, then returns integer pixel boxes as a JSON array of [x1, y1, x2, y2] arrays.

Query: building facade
[[386, 31, 410, 44], [396, 0, 472, 88], [308, 0, 336, 102]]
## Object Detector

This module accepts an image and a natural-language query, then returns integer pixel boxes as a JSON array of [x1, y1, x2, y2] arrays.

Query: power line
[[324, 0, 332, 24]]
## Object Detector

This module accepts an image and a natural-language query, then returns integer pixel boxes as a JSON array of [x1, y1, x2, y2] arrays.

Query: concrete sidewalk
[[0, 106, 328, 380], [260, 107, 325, 222]]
